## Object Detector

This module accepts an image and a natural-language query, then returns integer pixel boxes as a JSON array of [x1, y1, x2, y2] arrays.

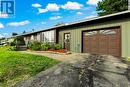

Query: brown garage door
[[83, 27, 121, 57]]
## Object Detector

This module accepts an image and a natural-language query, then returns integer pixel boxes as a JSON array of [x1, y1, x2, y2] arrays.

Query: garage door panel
[[109, 49, 120, 56], [109, 38, 118, 41], [83, 27, 121, 57], [99, 48, 108, 55], [109, 43, 118, 47], [91, 49, 99, 54]]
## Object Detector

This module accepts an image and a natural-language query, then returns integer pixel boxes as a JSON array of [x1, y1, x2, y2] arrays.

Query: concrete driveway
[[94, 55, 130, 87]]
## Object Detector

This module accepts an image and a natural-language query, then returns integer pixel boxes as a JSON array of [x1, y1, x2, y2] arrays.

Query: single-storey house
[[17, 26, 60, 45], [18, 10, 130, 58]]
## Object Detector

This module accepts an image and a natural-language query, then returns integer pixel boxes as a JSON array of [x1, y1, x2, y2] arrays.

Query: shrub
[[127, 57, 130, 61], [28, 41, 42, 51], [27, 41, 33, 49], [8, 37, 25, 47], [8, 38, 16, 46], [41, 42, 50, 51], [50, 43, 55, 50], [8, 46, 16, 51], [10, 42, 16, 46], [54, 44, 62, 50], [27, 42, 63, 51]]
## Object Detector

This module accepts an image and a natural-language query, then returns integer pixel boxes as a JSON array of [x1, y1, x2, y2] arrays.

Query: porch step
[[17, 45, 27, 51]]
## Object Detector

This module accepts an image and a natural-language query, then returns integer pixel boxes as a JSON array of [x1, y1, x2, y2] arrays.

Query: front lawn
[[0, 46, 59, 87]]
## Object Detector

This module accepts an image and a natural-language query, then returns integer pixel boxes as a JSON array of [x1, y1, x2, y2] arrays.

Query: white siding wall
[[31, 35, 34, 40], [37, 33, 41, 41]]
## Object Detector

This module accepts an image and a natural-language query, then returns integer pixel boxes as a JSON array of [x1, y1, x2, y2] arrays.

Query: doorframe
[[64, 32, 71, 50], [81, 26, 121, 57]]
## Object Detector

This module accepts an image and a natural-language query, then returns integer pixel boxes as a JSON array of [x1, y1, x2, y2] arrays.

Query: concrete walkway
[[20, 51, 86, 62]]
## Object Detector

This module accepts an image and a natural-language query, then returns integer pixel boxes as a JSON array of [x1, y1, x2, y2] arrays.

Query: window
[[42, 30, 54, 42], [99, 30, 116, 35], [34, 34, 37, 40], [84, 31, 97, 36]]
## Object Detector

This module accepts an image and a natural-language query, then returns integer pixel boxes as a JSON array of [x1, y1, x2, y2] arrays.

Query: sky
[[0, 0, 101, 38]]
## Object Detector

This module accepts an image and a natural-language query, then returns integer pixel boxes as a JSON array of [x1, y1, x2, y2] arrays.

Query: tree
[[23, 30, 26, 34], [96, 0, 128, 16], [55, 22, 65, 26], [32, 29, 35, 32], [12, 33, 18, 36]]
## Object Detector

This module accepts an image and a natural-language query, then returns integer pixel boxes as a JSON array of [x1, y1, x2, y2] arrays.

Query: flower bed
[[28, 49, 67, 54]]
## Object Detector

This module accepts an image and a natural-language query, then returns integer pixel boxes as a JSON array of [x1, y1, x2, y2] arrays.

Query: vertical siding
[[127, 22, 130, 57], [54, 30, 56, 43], [121, 21, 130, 57], [37, 33, 41, 41], [125, 21, 130, 57], [58, 18, 130, 58], [121, 22, 127, 57]]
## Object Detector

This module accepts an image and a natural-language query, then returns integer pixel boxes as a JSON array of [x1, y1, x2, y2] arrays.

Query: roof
[[69, 10, 130, 25], [18, 10, 130, 36]]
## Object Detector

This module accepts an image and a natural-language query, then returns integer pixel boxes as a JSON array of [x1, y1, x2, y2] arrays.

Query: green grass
[[0, 46, 59, 87]]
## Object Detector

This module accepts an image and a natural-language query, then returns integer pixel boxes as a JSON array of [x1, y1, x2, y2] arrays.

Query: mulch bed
[[27, 49, 67, 54], [48, 49, 67, 53]]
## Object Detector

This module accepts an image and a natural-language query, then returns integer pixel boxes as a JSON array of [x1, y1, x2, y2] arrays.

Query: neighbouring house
[[18, 10, 130, 58], [7, 37, 16, 43], [0, 38, 6, 45], [0, 36, 16, 45]]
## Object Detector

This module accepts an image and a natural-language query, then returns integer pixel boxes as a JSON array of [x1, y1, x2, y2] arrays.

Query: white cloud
[[87, 0, 102, 5], [0, 13, 8, 18], [85, 15, 97, 19], [32, 3, 42, 8], [41, 22, 46, 24], [50, 16, 62, 20], [46, 4, 60, 11], [7, 20, 30, 27], [91, 11, 97, 14], [0, 23, 4, 28], [0, 33, 9, 38], [77, 12, 83, 15], [38, 3, 60, 14], [37, 2, 83, 14], [0, 34, 4, 38], [61, 1, 83, 10], [3, 33, 8, 36], [38, 8, 48, 13]]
